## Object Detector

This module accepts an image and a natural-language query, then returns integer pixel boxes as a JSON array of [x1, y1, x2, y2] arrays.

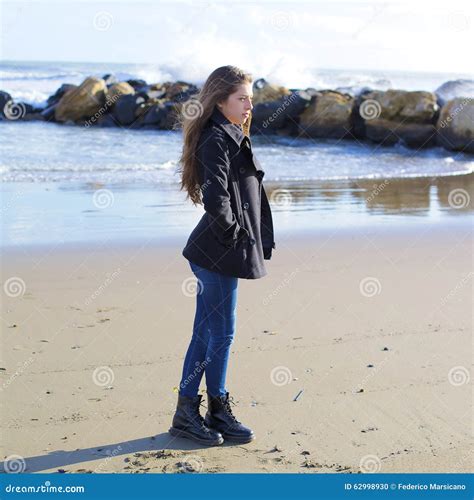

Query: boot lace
[[195, 399, 211, 431], [223, 395, 240, 423]]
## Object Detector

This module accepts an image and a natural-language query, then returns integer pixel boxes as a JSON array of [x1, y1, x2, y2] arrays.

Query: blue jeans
[[179, 261, 239, 398]]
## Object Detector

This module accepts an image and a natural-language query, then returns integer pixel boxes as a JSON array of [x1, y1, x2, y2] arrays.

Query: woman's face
[[217, 82, 253, 126]]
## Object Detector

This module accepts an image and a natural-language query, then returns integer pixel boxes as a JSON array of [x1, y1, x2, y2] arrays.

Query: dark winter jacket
[[182, 107, 275, 279]]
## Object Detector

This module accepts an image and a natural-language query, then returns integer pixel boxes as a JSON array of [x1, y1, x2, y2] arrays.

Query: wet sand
[[1, 220, 472, 473]]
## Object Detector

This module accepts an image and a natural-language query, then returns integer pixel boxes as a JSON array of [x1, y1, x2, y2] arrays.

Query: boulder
[[126, 79, 148, 91], [251, 90, 312, 134], [298, 90, 354, 139], [357, 90, 439, 147], [0, 90, 13, 118], [252, 79, 292, 105], [107, 82, 135, 105], [102, 73, 118, 86], [435, 79, 474, 107], [46, 84, 77, 107], [55, 77, 107, 123], [139, 100, 180, 129], [161, 81, 199, 102], [95, 113, 119, 128], [436, 97, 474, 153], [111, 94, 146, 126]]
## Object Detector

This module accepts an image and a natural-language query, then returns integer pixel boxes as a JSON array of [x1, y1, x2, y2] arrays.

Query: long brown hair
[[178, 65, 253, 206]]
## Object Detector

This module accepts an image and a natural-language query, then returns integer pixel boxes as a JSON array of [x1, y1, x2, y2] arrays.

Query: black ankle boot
[[169, 393, 224, 446], [204, 391, 255, 443]]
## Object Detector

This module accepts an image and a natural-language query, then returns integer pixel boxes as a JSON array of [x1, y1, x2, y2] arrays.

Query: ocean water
[[1, 61, 473, 248], [1, 60, 473, 107], [1, 121, 473, 184]]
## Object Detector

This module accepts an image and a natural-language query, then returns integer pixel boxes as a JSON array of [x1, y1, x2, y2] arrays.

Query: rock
[[0, 90, 13, 118], [161, 81, 199, 103], [139, 100, 180, 129], [436, 97, 474, 153], [298, 90, 354, 139], [95, 114, 118, 128], [102, 73, 118, 86], [112, 93, 146, 126], [357, 89, 439, 147], [55, 77, 107, 123], [435, 79, 474, 107], [126, 79, 148, 91], [131, 84, 167, 102], [3, 101, 37, 121], [253, 79, 291, 105], [251, 90, 311, 134], [107, 82, 135, 104], [46, 84, 77, 107], [40, 104, 58, 121]]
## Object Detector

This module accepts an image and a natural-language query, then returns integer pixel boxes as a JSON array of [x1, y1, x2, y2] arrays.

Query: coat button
[[239, 167, 245, 174], [249, 238, 256, 245], [242, 202, 249, 209]]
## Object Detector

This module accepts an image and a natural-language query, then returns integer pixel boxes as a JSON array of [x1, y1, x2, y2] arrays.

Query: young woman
[[170, 65, 276, 446]]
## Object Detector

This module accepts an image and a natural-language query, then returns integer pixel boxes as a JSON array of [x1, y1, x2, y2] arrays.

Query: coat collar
[[209, 107, 247, 147], [209, 106, 265, 179]]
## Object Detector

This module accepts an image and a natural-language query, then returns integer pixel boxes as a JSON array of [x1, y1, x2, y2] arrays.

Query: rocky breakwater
[[0, 74, 472, 154]]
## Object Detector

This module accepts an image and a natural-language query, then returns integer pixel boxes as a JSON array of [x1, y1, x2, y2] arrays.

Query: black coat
[[182, 107, 276, 279]]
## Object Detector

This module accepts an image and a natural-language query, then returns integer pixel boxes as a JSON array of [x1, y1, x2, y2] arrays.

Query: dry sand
[[1, 223, 472, 474]]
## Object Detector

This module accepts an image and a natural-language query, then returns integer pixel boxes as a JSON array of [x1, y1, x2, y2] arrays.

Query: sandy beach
[[1, 221, 471, 474]]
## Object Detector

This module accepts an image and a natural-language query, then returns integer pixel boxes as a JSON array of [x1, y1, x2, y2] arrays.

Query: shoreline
[[1, 214, 472, 257], [1, 173, 473, 249]]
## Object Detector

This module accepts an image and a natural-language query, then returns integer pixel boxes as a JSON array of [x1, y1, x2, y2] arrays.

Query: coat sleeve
[[198, 130, 246, 248], [261, 185, 276, 259]]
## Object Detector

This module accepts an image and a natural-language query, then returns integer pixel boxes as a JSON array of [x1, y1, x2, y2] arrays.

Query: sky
[[1, 0, 473, 77]]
